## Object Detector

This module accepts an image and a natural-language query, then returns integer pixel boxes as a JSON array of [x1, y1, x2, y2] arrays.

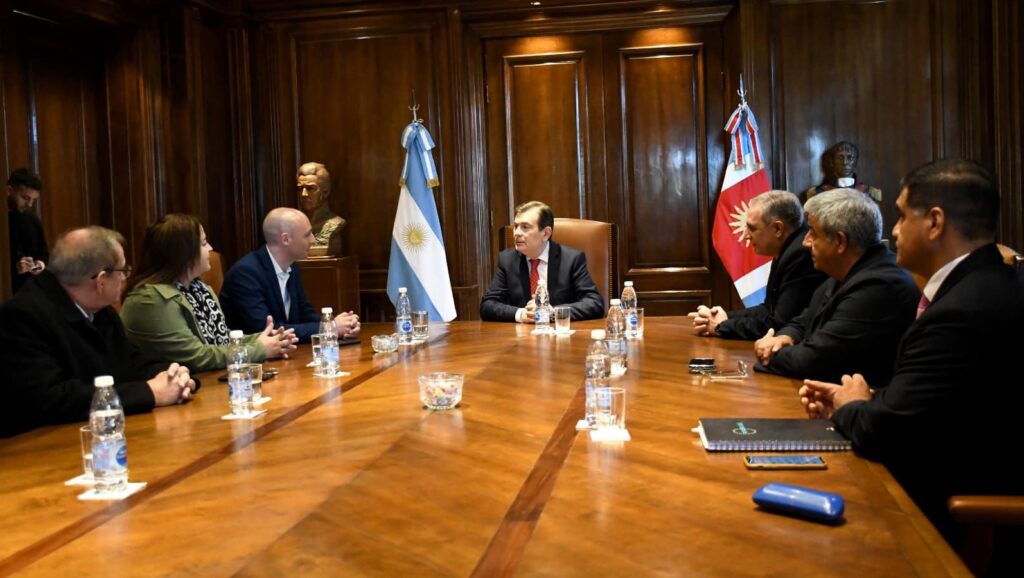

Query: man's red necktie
[[916, 294, 930, 319], [529, 258, 540, 296]]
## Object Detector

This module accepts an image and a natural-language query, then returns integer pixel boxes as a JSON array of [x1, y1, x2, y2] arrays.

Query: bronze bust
[[805, 141, 882, 203], [296, 162, 346, 256]]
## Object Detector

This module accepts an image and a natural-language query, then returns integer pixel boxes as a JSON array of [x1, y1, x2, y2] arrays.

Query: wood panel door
[[484, 34, 609, 232], [484, 25, 730, 316]]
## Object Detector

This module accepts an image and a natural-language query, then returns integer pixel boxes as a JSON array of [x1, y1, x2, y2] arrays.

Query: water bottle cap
[[399, 287, 407, 293], [229, 329, 243, 339], [322, 307, 333, 314], [610, 299, 621, 305], [94, 375, 114, 387], [624, 281, 633, 287], [591, 329, 606, 339]]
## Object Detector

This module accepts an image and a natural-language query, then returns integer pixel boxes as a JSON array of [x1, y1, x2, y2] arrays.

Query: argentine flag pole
[[386, 120, 457, 321]]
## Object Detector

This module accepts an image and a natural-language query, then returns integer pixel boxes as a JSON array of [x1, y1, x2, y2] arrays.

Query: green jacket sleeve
[[120, 283, 267, 373]]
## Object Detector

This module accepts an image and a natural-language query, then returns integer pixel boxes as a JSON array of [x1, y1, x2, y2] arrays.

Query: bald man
[[219, 208, 359, 343], [0, 226, 196, 437]]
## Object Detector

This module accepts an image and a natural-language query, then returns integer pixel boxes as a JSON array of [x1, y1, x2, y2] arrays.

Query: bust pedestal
[[296, 255, 360, 316]]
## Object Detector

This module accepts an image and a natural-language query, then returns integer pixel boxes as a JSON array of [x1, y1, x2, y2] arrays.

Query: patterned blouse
[[176, 278, 229, 345]]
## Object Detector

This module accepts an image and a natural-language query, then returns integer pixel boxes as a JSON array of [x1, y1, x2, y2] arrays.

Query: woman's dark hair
[[125, 213, 203, 295]]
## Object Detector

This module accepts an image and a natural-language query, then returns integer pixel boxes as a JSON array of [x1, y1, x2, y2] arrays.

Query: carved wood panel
[[770, 0, 961, 232], [257, 11, 472, 321]]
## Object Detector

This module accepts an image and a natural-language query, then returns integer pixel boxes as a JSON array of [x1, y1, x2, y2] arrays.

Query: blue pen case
[[752, 482, 845, 523]]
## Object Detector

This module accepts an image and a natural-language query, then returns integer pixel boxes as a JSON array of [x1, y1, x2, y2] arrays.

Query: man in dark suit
[[0, 226, 195, 437], [480, 201, 603, 322], [754, 188, 919, 384], [219, 208, 360, 343], [688, 190, 826, 340], [6, 168, 49, 293], [800, 159, 1023, 553]]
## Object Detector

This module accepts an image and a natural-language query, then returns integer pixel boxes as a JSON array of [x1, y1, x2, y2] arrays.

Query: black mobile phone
[[688, 357, 716, 374], [744, 455, 827, 470]]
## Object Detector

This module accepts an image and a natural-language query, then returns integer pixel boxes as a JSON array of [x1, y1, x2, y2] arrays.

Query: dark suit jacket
[[8, 210, 49, 294], [0, 271, 165, 437], [219, 247, 320, 342], [480, 241, 604, 322], [759, 243, 920, 384], [717, 224, 826, 340], [831, 244, 1023, 540]]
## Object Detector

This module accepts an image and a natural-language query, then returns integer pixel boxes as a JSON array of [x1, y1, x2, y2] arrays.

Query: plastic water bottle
[[90, 375, 128, 494], [319, 307, 340, 376], [606, 299, 628, 375], [534, 278, 553, 333], [621, 281, 638, 339], [584, 330, 610, 426], [227, 329, 253, 415], [396, 287, 413, 344]]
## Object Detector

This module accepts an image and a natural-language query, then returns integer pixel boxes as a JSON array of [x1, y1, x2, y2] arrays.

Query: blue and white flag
[[387, 122, 457, 321]]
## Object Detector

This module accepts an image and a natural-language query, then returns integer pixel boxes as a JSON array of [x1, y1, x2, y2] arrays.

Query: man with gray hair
[[688, 190, 825, 339], [0, 226, 196, 437], [754, 188, 919, 384], [219, 207, 359, 343]]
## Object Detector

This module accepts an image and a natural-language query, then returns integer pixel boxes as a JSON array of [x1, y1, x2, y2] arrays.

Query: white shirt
[[921, 252, 971, 303], [266, 246, 292, 320], [836, 177, 855, 188], [74, 302, 93, 322], [516, 241, 551, 323]]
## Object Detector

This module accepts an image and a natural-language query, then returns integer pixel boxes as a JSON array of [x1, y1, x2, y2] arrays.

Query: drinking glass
[[79, 425, 94, 479], [247, 363, 263, 402], [412, 310, 429, 341], [635, 307, 645, 338], [307, 333, 323, 368], [554, 306, 572, 333], [594, 387, 626, 430]]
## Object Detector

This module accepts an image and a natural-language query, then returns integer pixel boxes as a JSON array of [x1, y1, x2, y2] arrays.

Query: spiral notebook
[[695, 418, 852, 452]]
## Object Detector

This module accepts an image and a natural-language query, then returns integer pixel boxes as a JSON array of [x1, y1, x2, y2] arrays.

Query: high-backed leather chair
[[502, 218, 618, 310], [200, 250, 224, 296]]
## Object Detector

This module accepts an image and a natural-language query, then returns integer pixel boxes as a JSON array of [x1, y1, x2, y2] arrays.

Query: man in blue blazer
[[480, 201, 604, 322], [799, 159, 1023, 554], [219, 208, 360, 343]]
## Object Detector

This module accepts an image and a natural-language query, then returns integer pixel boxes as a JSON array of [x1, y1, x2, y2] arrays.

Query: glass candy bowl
[[418, 372, 464, 410]]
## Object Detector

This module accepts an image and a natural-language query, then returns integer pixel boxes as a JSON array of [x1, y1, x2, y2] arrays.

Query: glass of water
[[247, 363, 263, 403], [307, 333, 323, 368], [79, 425, 94, 480], [595, 387, 626, 431], [412, 310, 429, 341]]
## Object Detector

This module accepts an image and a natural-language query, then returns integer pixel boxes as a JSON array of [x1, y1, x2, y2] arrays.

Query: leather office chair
[[948, 495, 1024, 575], [200, 250, 224, 296], [501, 218, 618, 310]]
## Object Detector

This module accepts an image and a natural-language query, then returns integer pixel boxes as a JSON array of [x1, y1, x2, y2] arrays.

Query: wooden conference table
[[0, 318, 969, 577]]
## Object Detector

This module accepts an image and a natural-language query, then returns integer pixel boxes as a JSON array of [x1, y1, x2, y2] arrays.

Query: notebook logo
[[732, 421, 757, 436]]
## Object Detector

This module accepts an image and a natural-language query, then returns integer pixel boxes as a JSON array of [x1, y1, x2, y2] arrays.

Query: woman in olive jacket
[[120, 214, 296, 373]]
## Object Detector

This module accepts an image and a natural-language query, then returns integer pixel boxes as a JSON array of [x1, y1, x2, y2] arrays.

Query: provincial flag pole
[[386, 100, 457, 322], [712, 76, 773, 307]]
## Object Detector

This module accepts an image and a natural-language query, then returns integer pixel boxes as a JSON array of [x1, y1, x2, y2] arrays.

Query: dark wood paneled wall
[[1, 0, 1020, 318]]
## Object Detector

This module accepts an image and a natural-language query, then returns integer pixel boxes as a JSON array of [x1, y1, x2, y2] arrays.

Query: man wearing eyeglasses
[[0, 226, 197, 437]]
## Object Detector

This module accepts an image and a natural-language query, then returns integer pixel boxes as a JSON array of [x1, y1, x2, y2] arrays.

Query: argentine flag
[[386, 122, 457, 321]]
